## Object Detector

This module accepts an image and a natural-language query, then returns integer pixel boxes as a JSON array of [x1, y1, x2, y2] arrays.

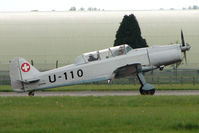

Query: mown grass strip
[[1, 84, 199, 92], [0, 96, 199, 133]]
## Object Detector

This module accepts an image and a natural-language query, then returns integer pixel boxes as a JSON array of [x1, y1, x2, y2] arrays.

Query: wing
[[113, 63, 142, 79]]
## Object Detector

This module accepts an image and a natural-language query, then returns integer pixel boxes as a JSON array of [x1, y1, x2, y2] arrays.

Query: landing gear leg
[[28, 91, 35, 96], [137, 72, 155, 95]]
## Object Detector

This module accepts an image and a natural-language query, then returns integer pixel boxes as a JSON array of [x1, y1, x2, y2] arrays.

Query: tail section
[[9, 57, 40, 92]]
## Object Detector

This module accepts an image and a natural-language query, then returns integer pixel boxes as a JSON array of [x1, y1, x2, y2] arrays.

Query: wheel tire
[[140, 88, 155, 95], [28, 91, 35, 96]]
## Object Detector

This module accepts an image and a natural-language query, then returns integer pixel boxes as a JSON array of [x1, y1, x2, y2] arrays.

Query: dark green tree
[[114, 14, 148, 49]]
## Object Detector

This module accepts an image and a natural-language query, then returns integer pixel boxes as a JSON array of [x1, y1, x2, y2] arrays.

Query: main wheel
[[140, 88, 155, 95], [28, 91, 35, 96]]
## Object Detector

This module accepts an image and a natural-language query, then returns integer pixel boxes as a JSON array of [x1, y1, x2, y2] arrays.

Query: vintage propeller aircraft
[[9, 31, 191, 96]]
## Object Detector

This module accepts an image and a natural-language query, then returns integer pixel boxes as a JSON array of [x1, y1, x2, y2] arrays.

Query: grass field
[[0, 96, 199, 133], [0, 84, 199, 92]]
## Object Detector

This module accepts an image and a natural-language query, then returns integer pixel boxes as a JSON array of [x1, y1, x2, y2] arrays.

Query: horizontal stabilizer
[[20, 78, 40, 84]]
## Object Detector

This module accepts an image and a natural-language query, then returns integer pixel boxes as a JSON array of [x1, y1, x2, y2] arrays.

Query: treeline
[[31, 7, 104, 12], [69, 7, 104, 11], [160, 5, 199, 10], [183, 5, 199, 10]]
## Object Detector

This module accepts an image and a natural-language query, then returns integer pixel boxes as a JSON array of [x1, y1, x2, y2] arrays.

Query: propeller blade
[[184, 51, 187, 64], [181, 30, 189, 64], [181, 30, 185, 46]]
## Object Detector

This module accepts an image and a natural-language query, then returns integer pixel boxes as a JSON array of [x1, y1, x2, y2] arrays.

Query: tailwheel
[[140, 88, 155, 95], [28, 91, 35, 96]]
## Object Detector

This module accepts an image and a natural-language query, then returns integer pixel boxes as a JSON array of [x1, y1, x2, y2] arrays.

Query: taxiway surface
[[1, 90, 199, 97]]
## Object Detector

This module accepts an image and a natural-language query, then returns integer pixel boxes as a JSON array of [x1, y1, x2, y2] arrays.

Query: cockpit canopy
[[75, 44, 132, 65]]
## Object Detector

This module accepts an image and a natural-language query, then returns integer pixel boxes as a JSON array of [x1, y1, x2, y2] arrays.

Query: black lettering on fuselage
[[49, 75, 56, 83], [64, 72, 67, 80], [77, 69, 83, 77], [70, 71, 74, 79], [48, 69, 84, 83]]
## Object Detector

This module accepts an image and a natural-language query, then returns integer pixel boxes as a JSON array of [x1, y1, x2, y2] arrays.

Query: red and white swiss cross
[[21, 63, 31, 72]]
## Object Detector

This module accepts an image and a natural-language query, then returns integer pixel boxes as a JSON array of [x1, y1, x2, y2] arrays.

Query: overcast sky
[[0, 0, 198, 11]]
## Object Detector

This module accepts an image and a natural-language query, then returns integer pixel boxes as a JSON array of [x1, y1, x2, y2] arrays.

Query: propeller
[[180, 30, 191, 64], [181, 30, 185, 47]]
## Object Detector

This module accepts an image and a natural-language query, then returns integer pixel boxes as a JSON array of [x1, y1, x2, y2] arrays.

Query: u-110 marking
[[49, 69, 83, 83]]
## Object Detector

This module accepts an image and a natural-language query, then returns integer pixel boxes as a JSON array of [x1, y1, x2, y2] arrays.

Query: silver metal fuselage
[[23, 44, 182, 92]]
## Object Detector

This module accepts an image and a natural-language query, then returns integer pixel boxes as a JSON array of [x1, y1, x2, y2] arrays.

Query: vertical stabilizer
[[9, 57, 40, 92]]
